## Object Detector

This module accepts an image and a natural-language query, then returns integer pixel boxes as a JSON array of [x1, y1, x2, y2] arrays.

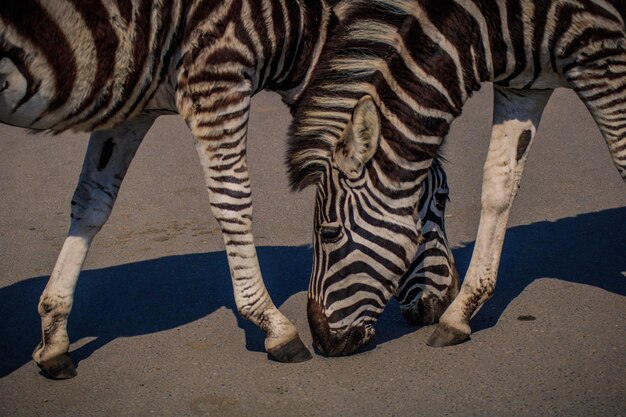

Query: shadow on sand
[[1, 207, 624, 377]]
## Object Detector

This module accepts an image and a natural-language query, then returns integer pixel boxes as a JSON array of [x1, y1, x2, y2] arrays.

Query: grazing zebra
[[0, 0, 456, 377], [288, 0, 626, 355]]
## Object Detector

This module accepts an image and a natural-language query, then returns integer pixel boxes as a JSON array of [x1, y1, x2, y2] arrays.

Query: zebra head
[[288, 94, 445, 355]]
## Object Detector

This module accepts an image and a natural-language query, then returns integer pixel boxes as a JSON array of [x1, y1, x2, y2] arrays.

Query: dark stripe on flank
[[121, 0, 174, 121], [498, 0, 527, 86], [0, 0, 77, 116], [183, 0, 222, 44], [97, 0, 151, 125], [275, 1, 302, 84], [267, 0, 285, 86], [472, 0, 509, 77], [250, 0, 272, 88], [421, 0, 484, 91], [115, 0, 133, 23], [64, 0, 119, 122], [525, 0, 549, 88]]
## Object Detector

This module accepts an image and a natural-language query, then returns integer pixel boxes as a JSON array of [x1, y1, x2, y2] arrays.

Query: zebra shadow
[[465, 206, 626, 332], [1, 207, 625, 377], [368, 206, 626, 350], [0, 246, 312, 378]]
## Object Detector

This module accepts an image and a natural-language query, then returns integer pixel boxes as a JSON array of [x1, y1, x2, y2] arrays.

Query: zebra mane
[[287, 0, 443, 191]]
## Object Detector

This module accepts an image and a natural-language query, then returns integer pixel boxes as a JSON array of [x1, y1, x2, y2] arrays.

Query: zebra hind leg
[[565, 45, 626, 182], [33, 115, 155, 379], [428, 86, 553, 347], [395, 160, 459, 325]]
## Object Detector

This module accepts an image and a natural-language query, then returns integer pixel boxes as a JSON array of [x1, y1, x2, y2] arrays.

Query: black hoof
[[426, 324, 470, 347], [38, 353, 77, 379], [267, 336, 312, 363]]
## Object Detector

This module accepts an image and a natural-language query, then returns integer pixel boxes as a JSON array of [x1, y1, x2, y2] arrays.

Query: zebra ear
[[333, 95, 381, 178]]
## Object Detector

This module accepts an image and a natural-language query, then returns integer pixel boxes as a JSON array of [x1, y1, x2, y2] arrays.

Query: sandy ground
[[0, 87, 624, 417]]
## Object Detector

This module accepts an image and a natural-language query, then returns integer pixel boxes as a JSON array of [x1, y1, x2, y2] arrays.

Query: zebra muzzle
[[307, 299, 375, 356]]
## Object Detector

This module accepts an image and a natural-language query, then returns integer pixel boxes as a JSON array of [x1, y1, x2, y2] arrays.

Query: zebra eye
[[320, 225, 343, 244]]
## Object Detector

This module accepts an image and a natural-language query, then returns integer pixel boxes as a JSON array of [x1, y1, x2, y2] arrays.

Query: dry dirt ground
[[1, 87, 624, 416]]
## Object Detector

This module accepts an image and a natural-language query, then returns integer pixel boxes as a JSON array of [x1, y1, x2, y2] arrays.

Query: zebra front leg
[[33, 115, 155, 378], [395, 159, 459, 325], [194, 139, 311, 362], [428, 86, 553, 347], [189, 106, 311, 363]]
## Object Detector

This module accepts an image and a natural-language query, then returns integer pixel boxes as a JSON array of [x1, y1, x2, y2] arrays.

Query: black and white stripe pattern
[[1, 0, 336, 377], [0, 0, 458, 375], [308, 157, 457, 336], [395, 158, 458, 325], [288, 0, 626, 354]]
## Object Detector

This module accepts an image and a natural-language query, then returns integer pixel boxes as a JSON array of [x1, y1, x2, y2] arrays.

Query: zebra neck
[[267, 0, 331, 106]]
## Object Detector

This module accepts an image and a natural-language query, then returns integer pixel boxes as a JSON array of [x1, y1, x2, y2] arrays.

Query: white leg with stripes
[[33, 114, 155, 378], [187, 93, 311, 362], [194, 141, 311, 362], [429, 86, 553, 346]]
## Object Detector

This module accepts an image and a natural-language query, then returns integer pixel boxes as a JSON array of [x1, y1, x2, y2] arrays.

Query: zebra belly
[[144, 81, 178, 114]]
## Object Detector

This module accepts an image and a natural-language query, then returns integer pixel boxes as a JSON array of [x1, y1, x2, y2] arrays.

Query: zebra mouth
[[307, 298, 377, 356]]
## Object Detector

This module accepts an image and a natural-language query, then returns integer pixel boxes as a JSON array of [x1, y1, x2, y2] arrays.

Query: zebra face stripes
[[307, 158, 456, 355], [289, 0, 626, 354], [300, 96, 456, 355]]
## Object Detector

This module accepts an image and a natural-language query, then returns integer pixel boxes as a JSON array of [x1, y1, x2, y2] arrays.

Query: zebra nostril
[[319, 225, 342, 244]]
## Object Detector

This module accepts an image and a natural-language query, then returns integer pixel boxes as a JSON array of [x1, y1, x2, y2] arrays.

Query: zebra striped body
[[0, 0, 181, 131], [1, 0, 333, 377], [0, 0, 327, 130], [288, 0, 626, 354], [1, 0, 456, 376]]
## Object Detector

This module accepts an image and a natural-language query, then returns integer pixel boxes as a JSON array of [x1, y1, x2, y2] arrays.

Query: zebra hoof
[[267, 336, 312, 363], [37, 353, 77, 379], [426, 324, 469, 347]]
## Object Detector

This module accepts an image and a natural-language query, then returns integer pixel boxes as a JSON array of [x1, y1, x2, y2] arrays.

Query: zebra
[[0, 0, 456, 378], [287, 0, 626, 355], [395, 158, 458, 326]]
